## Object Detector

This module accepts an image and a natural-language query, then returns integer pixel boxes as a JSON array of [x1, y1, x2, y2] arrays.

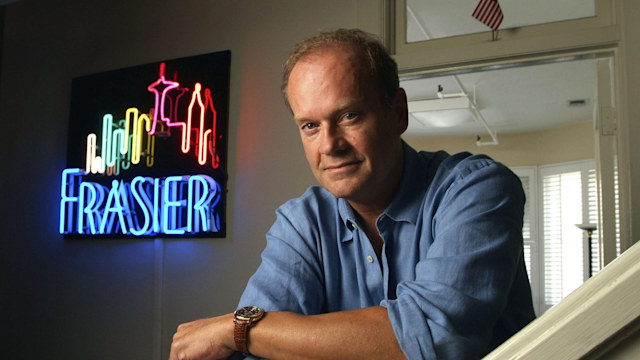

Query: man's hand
[[169, 313, 236, 360]]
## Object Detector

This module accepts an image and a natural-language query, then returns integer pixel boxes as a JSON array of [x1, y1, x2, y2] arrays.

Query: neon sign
[[61, 51, 230, 238]]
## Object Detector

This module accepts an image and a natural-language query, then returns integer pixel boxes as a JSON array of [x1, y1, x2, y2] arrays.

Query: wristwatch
[[233, 306, 266, 356]]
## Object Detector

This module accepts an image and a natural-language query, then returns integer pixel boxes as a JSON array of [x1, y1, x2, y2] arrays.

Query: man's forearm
[[247, 306, 405, 360], [169, 306, 406, 360]]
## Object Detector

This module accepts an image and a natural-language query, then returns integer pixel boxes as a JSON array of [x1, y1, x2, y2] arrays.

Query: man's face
[[287, 46, 407, 206]]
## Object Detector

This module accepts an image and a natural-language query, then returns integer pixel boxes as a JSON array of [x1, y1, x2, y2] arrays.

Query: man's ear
[[392, 88, 409, 135]]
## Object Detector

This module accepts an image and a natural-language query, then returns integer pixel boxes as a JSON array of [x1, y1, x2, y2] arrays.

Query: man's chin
[[324, 185, 364, 202], [317, 176, 366, 200], [323, 185, 358, 200]]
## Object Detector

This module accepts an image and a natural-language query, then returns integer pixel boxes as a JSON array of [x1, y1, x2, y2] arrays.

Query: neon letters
[[60, 169, 222, 236]]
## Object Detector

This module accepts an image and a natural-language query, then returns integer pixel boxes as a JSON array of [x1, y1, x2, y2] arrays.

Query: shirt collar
[[384, 141, 429, 224], [337, 142, 429, 238], [338, 199, 359, 234]]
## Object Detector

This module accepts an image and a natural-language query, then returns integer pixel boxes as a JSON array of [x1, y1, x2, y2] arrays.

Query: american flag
[[472, 0, 504, 31]]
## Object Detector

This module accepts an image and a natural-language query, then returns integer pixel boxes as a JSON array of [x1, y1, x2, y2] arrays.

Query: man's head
[[282, 28, 399, 112], [284, 29, 408, 211]]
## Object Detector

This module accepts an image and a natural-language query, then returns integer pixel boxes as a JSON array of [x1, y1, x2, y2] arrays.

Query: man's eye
[[344, 113, 357, 120], [302, 123, 318, 131]]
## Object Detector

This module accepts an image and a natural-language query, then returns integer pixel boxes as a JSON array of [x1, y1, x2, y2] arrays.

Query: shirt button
[[366, 255, 374, 263]]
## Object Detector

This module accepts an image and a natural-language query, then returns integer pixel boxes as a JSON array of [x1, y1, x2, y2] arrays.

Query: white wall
[[0, 1, 359, 358]]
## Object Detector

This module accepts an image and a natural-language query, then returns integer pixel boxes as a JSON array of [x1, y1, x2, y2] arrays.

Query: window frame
[[390, 0, 618, 77]]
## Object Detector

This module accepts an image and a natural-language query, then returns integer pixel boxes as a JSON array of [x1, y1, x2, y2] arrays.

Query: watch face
[[235, 306, 265, 321]]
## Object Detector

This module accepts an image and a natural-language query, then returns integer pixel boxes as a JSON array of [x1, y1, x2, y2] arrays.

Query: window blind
[[542, 170, 584, 306]]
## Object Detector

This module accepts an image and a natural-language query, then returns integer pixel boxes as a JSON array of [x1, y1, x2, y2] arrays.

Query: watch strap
[[234, 319, 250, 355], [233, 306, 265, 356]]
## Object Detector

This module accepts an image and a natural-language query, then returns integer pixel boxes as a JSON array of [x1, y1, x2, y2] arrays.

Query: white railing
[[485, 240, 640, 359]]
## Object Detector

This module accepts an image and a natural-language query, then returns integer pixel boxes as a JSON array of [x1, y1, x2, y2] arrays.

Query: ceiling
[[402, 58, 599, 138], [402, 0, 601, 140]]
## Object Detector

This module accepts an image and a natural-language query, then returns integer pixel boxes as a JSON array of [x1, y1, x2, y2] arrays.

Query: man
[[170, 29, 535, 360]]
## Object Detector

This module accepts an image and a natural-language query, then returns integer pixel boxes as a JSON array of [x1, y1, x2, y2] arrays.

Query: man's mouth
[[323, 160, 360, 172]]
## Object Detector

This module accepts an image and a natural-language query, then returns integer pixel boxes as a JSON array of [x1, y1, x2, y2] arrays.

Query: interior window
[[406, 0, 596, 43]]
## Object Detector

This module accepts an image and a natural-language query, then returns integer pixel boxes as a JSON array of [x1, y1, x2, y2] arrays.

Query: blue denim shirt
[[238, 143, 535, 359]]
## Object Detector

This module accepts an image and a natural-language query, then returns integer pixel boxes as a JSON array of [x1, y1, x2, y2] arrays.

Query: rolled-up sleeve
[[382, 157, 528, 359], [238, 204, 326, 314]]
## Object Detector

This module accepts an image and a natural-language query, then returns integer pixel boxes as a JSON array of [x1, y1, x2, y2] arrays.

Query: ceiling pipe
[[452, 77, 499, 146]]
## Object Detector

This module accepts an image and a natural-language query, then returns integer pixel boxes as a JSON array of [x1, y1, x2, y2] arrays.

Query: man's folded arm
[[168, 307, 405, 360]]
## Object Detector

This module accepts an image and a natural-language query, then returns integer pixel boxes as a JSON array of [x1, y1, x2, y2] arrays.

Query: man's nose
[[319, 125, 346, 155]]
